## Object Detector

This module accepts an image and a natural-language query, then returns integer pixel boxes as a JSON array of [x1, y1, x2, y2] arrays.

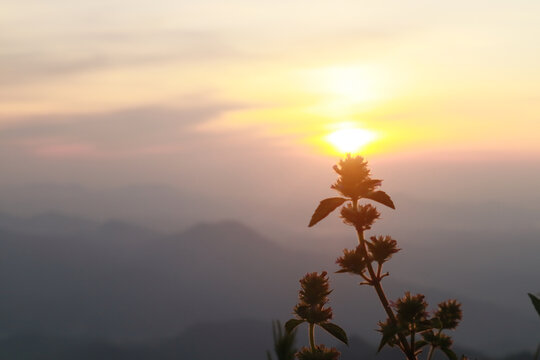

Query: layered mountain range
[[0, 212, 538, 358]]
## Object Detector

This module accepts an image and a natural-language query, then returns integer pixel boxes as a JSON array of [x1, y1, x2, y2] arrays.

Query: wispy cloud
[[2, 101, 245, 158], [0, 29, 244, 85]]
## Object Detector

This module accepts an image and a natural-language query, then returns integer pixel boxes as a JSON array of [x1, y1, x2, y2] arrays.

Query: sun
[[326, 127, 377, 154]]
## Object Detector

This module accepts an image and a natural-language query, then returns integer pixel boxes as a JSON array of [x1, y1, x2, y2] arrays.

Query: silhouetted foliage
[[286, 272, 348, 359], [529, 293, 540, 319], [267, 320, 297, 360], [528, 293, 540, 360], [302, 154, 463, 360]]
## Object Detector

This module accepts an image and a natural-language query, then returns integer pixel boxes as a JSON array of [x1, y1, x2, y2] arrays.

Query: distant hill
[[2, 183, 538, 314], [0, 319, 532, 360], [0, 213, 538, 356], [0, 320, 274, 360]]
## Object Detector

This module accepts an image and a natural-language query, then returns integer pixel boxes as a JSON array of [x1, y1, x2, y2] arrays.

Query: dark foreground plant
[[306, 154, 463, 360], [528, 293, 540, 360], [267, 320, 298, 360], [285, 271, 348, 360]]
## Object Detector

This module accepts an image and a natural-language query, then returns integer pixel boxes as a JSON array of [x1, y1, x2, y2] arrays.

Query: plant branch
[[360, 272, 373, 284], [410, 324, 415, 357], [353, 219, 415, 359], [426, 329, 442, 360]]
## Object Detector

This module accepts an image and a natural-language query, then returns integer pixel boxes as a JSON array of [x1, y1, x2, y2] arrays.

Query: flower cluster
[[308, 155, 394, 229], [340, 203, 380, 230], [336, 246, 368, 276], [367, 235, 400, 264], [378, 293, 462, 358], [293, 272, 333, 324], [433, 300, 463, 330], [394, 292, 428, 326], [336, 235, 400, 283], [331, 154, 381, 200], [286, 272, 348, 360]]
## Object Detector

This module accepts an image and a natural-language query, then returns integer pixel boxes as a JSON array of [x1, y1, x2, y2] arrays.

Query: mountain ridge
[[0, 212, 537, 355]]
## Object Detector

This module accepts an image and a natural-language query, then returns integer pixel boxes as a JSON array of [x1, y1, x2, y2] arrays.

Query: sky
[[2, 0, 540, 225]]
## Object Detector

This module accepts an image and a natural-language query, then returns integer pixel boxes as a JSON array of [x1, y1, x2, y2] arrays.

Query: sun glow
[[303, 65, 382, 106], [326, 127, 377, 154]]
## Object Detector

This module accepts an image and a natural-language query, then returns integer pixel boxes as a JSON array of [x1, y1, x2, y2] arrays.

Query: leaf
[[320, 322, 348, 345], [364, 191, 395, 209], [285, 319, 305, 333], [377, 334, 392, 353], [528, 293, 540, 318], [441, 348, 458, 360], [308, 197, 348, 227], [415, 340, 429, 349], [377, 320, 398, 352]]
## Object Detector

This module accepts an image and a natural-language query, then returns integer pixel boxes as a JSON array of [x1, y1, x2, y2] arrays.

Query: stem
[[426, 329, 442, 360], [352, 207, 415, 360], [309, 323, 315, 352], [410, 324, 415, 357]]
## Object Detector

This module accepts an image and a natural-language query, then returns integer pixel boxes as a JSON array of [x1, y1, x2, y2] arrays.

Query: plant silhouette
[[285, 154, 464, 360], [267, 320, 298, 360], [285, 271, 348, 360], [528, 293, 540, 360]]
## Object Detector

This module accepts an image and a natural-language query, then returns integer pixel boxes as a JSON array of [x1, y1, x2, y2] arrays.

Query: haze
[[1, 1, 539, 358]]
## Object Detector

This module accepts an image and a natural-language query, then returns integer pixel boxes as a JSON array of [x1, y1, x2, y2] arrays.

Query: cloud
[[0, 30, 243, 85], [34, 142, 100, 158], [1, 101, 245, 158]]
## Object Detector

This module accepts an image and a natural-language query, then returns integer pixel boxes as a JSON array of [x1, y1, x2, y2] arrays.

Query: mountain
[[0, 211, 98, 237], [0, 213, 537, 356], [0, 320, 273, 360], [2, 182, 538, 315], [0, 320, 533, 360]]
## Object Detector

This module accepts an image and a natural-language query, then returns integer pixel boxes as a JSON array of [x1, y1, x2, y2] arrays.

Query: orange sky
[[2, 0, 540, 161]]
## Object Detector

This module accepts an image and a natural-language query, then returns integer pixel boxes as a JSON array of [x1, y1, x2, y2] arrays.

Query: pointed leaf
[[377, 333, 393, 353], [377, 321, 398, 352], [285, 319, 305, 333], [441, 348, 458, 360], [320, 322, 348, 345], [308, 197, 348, 227], [528, 293, 540, 317], [364, 191, 395, 209]]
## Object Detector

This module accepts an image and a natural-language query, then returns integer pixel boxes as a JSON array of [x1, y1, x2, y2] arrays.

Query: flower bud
[[336, 246, 368, 275], [331, 154, 382, 200], [434, 300, 462, 330], [293, 304, 333, 324], [299, 272, 331, 306], [394, 292, 428, 325], [340, 204, 380, 230], [367, 235, 400, 264]]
